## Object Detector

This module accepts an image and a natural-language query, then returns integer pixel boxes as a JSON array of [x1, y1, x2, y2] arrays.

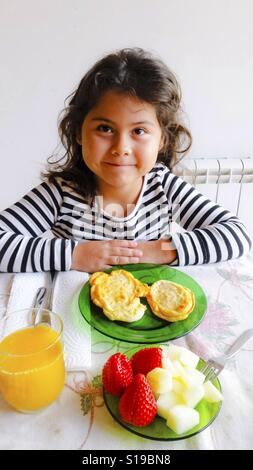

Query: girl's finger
[[113, 248, 143, 257], [110, 240, 137, 247], [110, 256, 140, 265]]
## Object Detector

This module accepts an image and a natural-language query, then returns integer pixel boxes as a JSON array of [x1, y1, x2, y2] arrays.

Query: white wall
[[1, 0, 253, 211]]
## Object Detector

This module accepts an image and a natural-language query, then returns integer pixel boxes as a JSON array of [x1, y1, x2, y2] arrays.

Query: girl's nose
[[111, 147, 132, 157], [111, 135, 132, 157]]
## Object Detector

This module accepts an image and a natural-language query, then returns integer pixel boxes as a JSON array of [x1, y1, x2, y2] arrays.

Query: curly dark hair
[[42, 47, 192, 201]]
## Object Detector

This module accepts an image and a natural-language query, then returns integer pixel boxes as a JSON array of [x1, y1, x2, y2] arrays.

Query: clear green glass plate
[[78, 263, 207, 344], [103, 345, 222, 441]]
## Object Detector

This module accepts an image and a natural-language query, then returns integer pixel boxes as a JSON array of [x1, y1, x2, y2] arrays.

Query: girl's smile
[[77, 90, 164, 205]]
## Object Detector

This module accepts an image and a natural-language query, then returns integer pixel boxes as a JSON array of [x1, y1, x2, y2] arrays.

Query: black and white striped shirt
[[0, 163, 251, 272]]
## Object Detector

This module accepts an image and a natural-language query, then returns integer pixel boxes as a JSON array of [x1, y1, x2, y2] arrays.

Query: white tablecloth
[[1, 255, 253, 450]]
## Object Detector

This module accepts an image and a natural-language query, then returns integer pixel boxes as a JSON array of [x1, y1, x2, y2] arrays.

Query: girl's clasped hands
[[71, 239, 176, 273]]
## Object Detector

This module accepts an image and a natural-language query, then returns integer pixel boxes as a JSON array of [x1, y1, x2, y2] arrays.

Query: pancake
[[89, 269, 149, 322], [146, 280, 195, 322]]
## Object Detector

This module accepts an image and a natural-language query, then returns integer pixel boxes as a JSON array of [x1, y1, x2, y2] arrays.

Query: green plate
[[103, 345, 222, 441], [78, 263, 207, 344]]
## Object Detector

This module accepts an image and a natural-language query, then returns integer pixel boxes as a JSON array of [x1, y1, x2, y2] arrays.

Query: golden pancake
[[146, 280, 195, 322], [102, 297, 146, 322], [89, 269, 149, 322]]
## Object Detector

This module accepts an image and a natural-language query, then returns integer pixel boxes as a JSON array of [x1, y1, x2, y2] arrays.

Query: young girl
[[0, 48, 251, 273]]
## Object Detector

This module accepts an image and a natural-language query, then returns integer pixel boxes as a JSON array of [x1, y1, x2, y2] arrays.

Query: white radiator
[[174, 157, 253, 237]]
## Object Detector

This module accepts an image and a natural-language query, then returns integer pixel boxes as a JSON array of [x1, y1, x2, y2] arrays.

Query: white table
[[1, 255, 253, 450]]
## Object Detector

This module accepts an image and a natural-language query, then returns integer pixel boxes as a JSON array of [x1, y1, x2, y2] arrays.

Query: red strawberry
[[131, 347, 162, 375], [119, 373, 157, 427], [102, 352, 133, 396]]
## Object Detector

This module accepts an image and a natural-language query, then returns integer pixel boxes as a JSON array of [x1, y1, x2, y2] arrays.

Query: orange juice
[[0, 324, 66, 412]]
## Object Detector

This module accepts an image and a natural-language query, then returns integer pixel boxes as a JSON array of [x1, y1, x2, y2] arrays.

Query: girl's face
[[78, 90, 164, 194]]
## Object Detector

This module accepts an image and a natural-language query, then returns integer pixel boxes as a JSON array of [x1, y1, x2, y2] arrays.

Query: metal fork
[[200, 328, 253, 382]]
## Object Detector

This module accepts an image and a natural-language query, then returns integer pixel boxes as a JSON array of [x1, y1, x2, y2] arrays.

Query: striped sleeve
[[162, 171, 252, 266], [0, 181, 77, 272]]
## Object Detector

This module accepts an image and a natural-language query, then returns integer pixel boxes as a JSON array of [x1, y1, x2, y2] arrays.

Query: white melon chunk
[[172, 378, 186, 395], [167, 344, 182, 361], [181, 383, 204, 408], [162, 356, 175, 374], [179, 348, 200, 369], [171, 360, 187, 379], [203, 381, 224, 403], [176, 369, 205, 391], [166, 405, 200, 434], [146, 367, 172, 394], [185, 368, 206, 385], [157, 391, 184, 419]]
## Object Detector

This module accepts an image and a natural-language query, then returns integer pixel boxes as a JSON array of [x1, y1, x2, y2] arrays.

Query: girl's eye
[[96, 125, 113, 133], [134, 128, 146, 135]]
